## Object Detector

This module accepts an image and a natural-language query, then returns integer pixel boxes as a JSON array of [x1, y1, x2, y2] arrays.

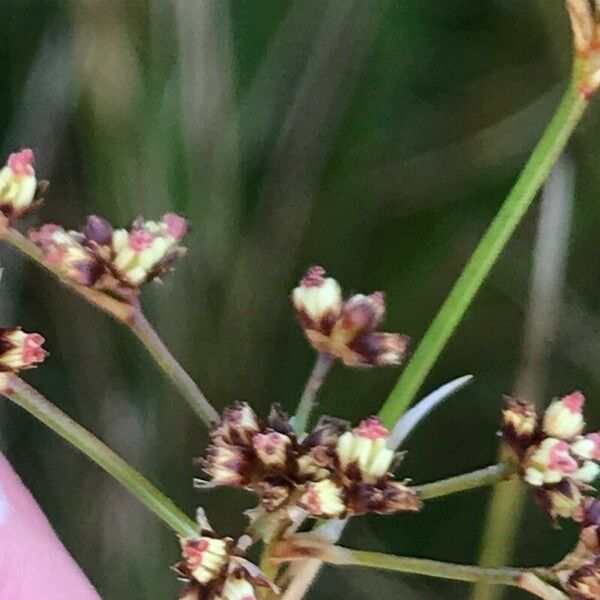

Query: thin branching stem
[[1, 227, 218, 425], [378, 60, 589, 428], [293, 352, 334, 435], [271, 539, 554, 589], [0, 373, 197, 538], [415, 463, 514, 501]]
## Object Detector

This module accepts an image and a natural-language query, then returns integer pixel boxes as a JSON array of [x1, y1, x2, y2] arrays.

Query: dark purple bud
[[85, 215, 113, 245]]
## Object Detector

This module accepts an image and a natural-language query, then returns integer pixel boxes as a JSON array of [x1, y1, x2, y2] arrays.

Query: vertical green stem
[[378, 65, 588, 428], [1, 374, 197, 538]]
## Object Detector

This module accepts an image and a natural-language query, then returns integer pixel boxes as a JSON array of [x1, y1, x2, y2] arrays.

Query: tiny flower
[[336, 417, 394, 483], [501, 399, 539, 458], [175, 512, 276, 600], [0, 328, 47, 372], [0, 149, 42, 220], [110, 214, 188, 287], [203, 445, 249, 486], [575, 461, 600, 484], [535, 479, 583, 520], [214, 403, 261, 447], [572, 433, 600, 461], [292, 266, 342, 332], [292, 266, 409, 368], [29, 224, 104, 286], [525, 439, 578, 486], [564, 557, 600, 600], [180, 536, 229, 584], [299, 480, 345, 518], [253, 431, 290, 469], [219, 575, 258, 600], [543, 392, 585, 440]]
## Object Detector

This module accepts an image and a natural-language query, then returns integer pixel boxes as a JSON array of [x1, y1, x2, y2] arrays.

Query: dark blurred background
[[0, 1, 598, 598]]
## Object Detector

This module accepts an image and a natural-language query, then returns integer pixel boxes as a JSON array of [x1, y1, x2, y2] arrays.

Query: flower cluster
[[30, 213, 187, 294], [554, 499, 600, 599], [0, 149, 47, 221], [501, 392, 600, 520], [174, 512, 275, 600], [0, 327, 47, 372], [292, 266, 409, 367], [200, 403, 422, 519]]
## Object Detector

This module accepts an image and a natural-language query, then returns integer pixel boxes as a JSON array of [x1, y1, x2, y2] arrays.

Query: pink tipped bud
[[163, 213, 188, 240], [354, 417, 389, 440], [543, 393, 586, 440], [128, 229, 154, 252], [253, 431, 290, 468], [300, 265, 326, 287], [7, 149, 34, 176], [0, 328, 48, 372]]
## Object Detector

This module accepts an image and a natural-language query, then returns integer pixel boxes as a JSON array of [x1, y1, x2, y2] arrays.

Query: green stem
[[293, 352, 334, 435], [2, 228, 218, 426], [415, 463, 514, 501], [1, 374, 197, 538], [341, 550, 536, 587], [378, 63, 589, 428]]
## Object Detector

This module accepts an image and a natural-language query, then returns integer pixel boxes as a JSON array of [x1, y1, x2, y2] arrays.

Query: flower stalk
[[293, 352, 334, 435], [0, 373, 197, 538], [378, 60, 589, 428], [269, 537, 553, 590], [1, 227, 217, 425], [415, 463, 514, 501]]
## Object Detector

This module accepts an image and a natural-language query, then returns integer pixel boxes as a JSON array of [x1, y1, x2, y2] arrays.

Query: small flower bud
[[29, 225, 104, 286], [565, 557, 600, 600], [84, 215, 113, 245], [111, 215, 188, 287], [347, 331, 409, 367], [524, 438, 578, 486], [0, 149, 38, 219], [0, 328, 47, 372], [299, 479, 345, 518], [220, 575, 258, 600], [181, 537, 229, 584], [567, 0, 600, 97], [214, 403, 260, 446], [543, 392, 585, 439], [337, 292, 386, 340], [253, 431, 291, 469], [575, 460, 600, 484], [535, 479, 583, 520], [203, 445, 249, 486], [501, 399, 538, 457], [292, 266, 342, 331], [336, 417, 394, 483]]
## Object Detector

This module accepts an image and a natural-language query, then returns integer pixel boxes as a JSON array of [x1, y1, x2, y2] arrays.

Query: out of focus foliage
[[0, 1, 599, 598]]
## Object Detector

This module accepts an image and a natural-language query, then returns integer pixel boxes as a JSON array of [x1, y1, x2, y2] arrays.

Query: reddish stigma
[[563, 391, 585, 413], [355, 417, 389, 440], [301, 265, 326, 287], [129, 229, 154, 252], [7, 148, 34, 176]]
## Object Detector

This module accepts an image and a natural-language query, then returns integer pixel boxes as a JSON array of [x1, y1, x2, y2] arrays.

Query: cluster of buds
[[553, 499, 600, 599], [0, 327, 47, 373], [0, 149, 47, 221], [30, 213, 187, 294], [174, 511, 275, 600], [501, 392, 600, 520], [200, 403, 422, 519], [291, 266, 409, 367]]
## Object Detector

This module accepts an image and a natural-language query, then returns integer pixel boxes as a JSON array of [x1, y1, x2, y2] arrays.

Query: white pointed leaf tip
[[387, 374, 474, 450]]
